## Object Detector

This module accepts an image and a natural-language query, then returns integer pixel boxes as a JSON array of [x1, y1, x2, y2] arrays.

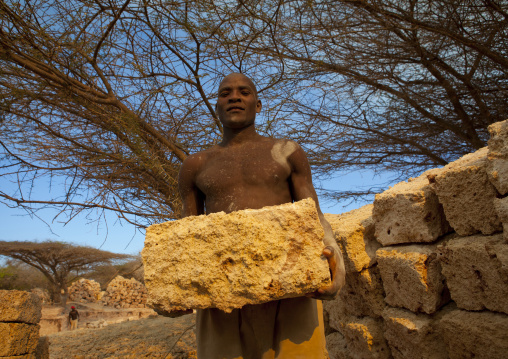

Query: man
[[178, 73, 346, 358], [68, 306, 79, 330]]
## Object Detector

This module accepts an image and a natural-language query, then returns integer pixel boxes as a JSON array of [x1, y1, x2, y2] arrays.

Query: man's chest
[[195, 148, 291, 195]]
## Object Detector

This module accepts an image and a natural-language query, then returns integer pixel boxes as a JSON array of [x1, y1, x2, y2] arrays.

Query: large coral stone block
[[487, 119, 508, 195], [383, 306, 450, 359], [373, 172, 450, 246], [0, 323, 39, 357], [0, 290, 41, 324], [341, 317, 391, 359], [325, 204, 380, 272], [434, 148, 502, 236], [438, 234, 508, 314], [324, 267, 385, 327], [440, 309, 508, 359], [376, 243, 449, 314], [142, 198, 330, 313]]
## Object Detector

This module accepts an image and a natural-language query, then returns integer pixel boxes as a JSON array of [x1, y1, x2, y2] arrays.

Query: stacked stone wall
[[323, 119, 508, 359], [68, 278, 101, 303], [99, 276, 148, 309], [0, 290, 48, 359]]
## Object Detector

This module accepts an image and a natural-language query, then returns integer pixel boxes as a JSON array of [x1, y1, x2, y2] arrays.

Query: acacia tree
[[209, 0, 508, 197], [0, 240, 131, 302], [0, 0, 506, 231], [0, 0, 286, 228]]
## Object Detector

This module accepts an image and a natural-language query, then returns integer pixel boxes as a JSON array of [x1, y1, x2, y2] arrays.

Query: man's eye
[[241, 91, 250, 95]]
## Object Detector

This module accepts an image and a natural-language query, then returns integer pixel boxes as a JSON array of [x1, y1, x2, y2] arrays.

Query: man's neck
[[220, 124, 260, 146]]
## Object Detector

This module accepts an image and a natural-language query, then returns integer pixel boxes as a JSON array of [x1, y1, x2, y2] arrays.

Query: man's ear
[[256, 100, 262, 113]]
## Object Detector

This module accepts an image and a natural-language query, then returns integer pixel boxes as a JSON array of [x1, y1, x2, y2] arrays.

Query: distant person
[[68, 306, 79, 330]]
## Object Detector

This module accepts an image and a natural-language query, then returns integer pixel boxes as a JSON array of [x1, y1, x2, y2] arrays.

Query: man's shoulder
[[256, 136, 302, 150], [182, 146, 219, 165], [269, 137, 304, 158]]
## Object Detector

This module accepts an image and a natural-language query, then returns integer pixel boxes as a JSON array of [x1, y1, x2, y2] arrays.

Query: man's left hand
[[306, 246, 346, 300]]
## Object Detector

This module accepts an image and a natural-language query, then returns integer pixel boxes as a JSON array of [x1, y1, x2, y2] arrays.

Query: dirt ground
[[47, 313, 197, 359]]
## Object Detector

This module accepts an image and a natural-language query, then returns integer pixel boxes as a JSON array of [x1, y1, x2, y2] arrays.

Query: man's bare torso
[[190, 136, 299, 214]]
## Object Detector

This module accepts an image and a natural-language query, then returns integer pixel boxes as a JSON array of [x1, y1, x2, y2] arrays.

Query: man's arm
[[287, 142, 346, 300], [178, 154, 206, 218]]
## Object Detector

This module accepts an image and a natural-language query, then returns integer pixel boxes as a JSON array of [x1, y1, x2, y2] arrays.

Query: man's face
[[216, 74, 262, 129]]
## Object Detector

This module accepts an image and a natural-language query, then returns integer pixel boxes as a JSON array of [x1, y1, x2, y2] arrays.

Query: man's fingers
[[322, 246, 337, 280], [322, 246, 334, 258], [153, 307, 193, 318]]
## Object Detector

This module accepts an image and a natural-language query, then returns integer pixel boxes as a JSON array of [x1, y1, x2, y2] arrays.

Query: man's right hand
[[152, 306, 193, 318]]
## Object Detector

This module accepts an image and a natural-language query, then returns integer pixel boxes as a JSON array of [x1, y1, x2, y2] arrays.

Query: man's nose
[[228, 91, 241, 102]]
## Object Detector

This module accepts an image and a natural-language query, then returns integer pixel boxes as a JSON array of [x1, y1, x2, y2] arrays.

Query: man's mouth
[[227, 106, 244, 111]]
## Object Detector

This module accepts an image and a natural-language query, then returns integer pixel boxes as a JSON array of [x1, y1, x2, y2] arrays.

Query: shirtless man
[[178, 73, 346, 359]]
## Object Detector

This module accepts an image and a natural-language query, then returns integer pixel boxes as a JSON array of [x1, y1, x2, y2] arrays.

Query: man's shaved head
[[218, 73, 258, 99]]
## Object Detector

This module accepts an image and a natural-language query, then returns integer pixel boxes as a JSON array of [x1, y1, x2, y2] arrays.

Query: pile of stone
[[31, 288, 51, 304], [0, 290, 49, 359], [99, 276, 147, 309], [321, 119, 508, 359], [68, 278, 101, 303]]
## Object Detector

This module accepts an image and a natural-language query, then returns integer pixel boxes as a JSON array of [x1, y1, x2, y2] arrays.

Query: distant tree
[[0, 259, 51, 291], [0, 262, 18, 289], [0, 240, 131, 303]]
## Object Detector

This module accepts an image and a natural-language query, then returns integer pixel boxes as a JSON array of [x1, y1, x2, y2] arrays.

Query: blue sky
[[0, 169, 395, 255]]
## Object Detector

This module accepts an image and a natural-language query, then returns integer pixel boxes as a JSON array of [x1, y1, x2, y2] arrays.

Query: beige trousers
[[196, 297, 329, 359]]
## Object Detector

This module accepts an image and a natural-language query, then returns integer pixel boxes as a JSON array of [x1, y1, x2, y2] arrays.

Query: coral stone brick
[[0, 290, 41, 324], [373, 171, 450, 246], [438, 233, 508, 314], [142, 198, 330, 313], [0, 323, 39, 357], [440, 308, 508, 359], [376, 243, 449, 314], [486, 119, 508, 195], [434, 148, 502, 236]]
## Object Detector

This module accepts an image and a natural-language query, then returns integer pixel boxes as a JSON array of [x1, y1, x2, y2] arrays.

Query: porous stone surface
[[325, 204, 380, 272], [0, 322, 39, 356], [382, 306, 451, 359], [487, 119, 508, 195], [324, 267, 385, 328], [142, 198, 331, 313], [341, 317, 391, 359], [0, 290, 42, 324], [35, 336, 50, 359], [440, 308, 508, 359], [373, 170, 450, 246], [433, 147, 502, 236], [376, 242, 449, 314], [438, 233, 508, 314], [325, 332, 348, 359], [494, 196, 508, 242]]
